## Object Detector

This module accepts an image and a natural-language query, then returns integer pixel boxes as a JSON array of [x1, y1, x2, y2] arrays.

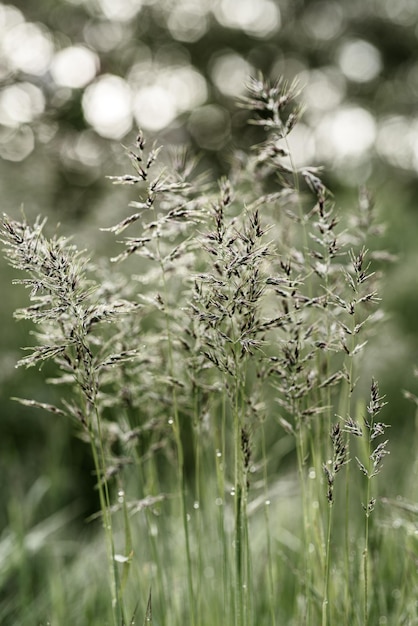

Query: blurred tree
[[0, 0, 418, 221]]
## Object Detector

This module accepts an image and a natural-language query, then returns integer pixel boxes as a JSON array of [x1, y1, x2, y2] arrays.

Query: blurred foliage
[[1, 0, 418, 605], [1, 0, 418, 213]]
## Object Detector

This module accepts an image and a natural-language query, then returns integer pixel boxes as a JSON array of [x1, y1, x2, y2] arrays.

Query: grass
[[1, 76, 416, 625]]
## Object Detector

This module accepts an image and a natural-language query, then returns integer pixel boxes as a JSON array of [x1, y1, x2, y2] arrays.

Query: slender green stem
[[193, 386, 203, 624], [261, 425, 276, 626], [294, 413, 311, 626], [363, 457, 372, 626], [363, 526, 369, 626], [158, 244, 196, 626], [344, 461, 351, 626], [322, 502, 333, 626], [231, 347, 250, 626], [215, 390, 230, 623], [233, 379, 244, 626], [88, 407, 123, 626]]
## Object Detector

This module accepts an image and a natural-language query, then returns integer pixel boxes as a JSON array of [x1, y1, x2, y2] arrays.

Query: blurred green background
[[1, 0, 418, 598]]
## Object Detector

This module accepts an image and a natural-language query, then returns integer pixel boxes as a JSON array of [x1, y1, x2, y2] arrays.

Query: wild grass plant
[[1, 77, 412, 625]]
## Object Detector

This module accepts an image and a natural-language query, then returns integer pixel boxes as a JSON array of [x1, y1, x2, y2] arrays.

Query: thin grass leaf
[[120, 489, 133, 593], [143, 589, 152, 626]]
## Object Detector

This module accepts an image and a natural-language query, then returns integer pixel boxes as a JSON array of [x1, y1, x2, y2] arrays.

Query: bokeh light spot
[[167, 3, 209, 42], [285, 123, 316, 168], [0, 83, 45, 127], [188, 105, 231, 150], [82, 75, 133, 139], [133, 85, 177, 132], [59, 130, 104, 177], [0, 4, 23, 32], [133, 65, 207, 131], [74, 131, 103, 168], [302, 1, 345, 41], [383, 0, 418, 26], [0, 125, 35, 161], [316, 107, 376, 160], [51, 46, 99, 89], [214, 0, 280, 38], [338, 39, 382, 83], [211, 52, 254, 97], [300, 68, 346, 113], [96, 0, 143, 21], [2, 22, 54, 75], [377, 116, 414, 170], [165, 66, 207, 111], [410, 122, 418, 173], [83, 21, 126, 53]]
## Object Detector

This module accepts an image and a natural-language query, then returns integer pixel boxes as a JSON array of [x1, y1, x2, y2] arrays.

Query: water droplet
[[309, 468, 316, 480], [150, 523, 158, 537], [216, 450, 222, 458], [193, 501, 199, 510], [215, 497, 223, 506], [230, 488, 236, 496], [265, 499, 271, 506], [168, 418, 174, 425]]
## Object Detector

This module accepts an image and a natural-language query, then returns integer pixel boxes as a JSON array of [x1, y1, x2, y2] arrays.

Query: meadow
[[1, 77, 417, 626]]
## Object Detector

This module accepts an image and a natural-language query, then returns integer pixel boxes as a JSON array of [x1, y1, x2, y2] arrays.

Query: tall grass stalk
[[158, 241, 196, 626]]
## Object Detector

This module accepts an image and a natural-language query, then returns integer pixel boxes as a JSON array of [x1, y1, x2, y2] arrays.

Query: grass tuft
[[1, 76, 404, 626]]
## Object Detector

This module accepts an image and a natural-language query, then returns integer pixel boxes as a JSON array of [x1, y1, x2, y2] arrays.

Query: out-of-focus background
[[1, 0, 418, 596]]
